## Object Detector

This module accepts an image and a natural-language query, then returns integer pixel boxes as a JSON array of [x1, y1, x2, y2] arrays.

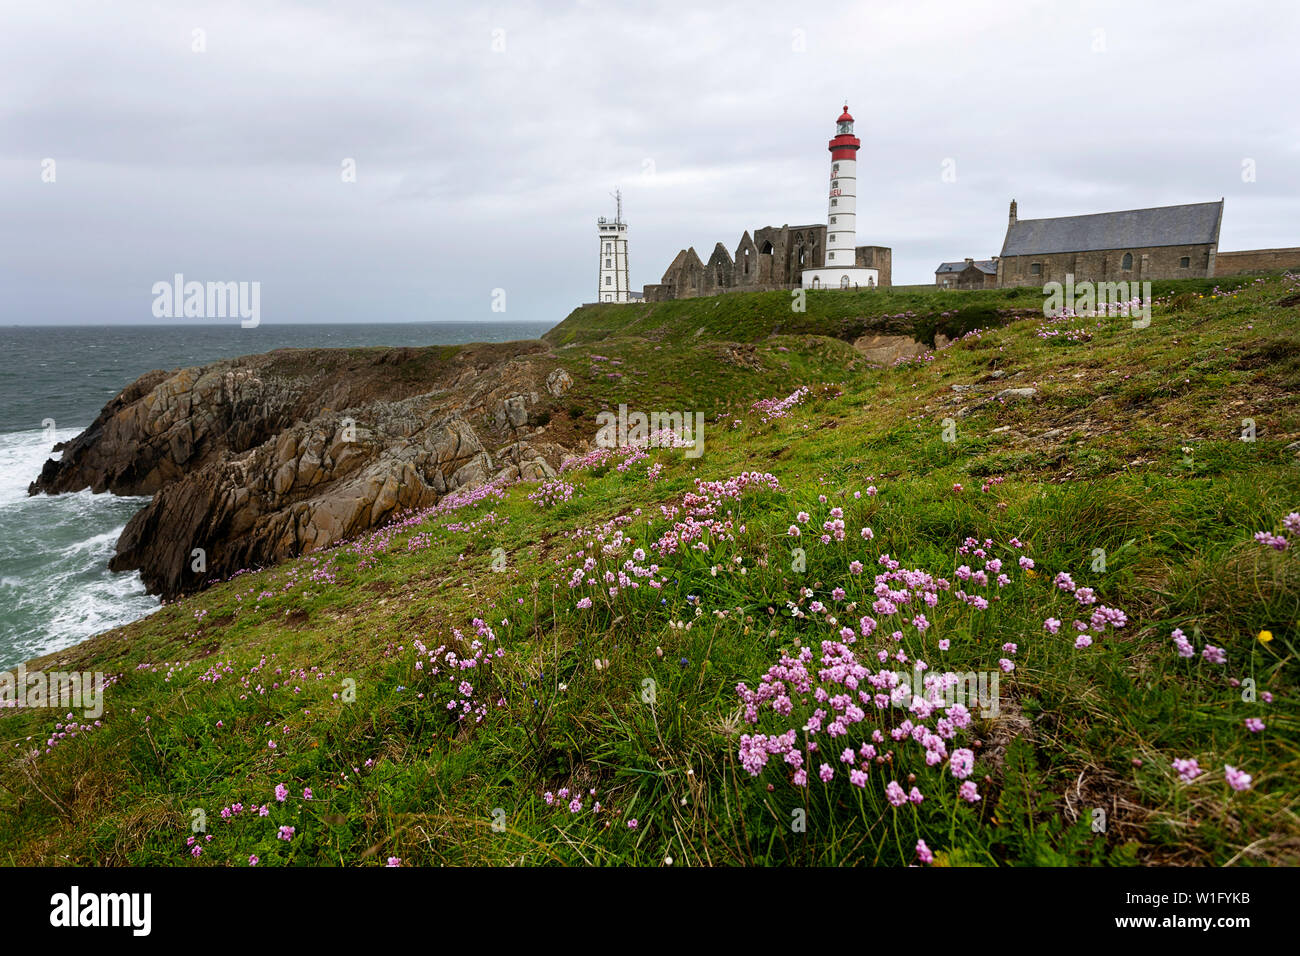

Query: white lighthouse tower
[[800, 105, 879, 291], [597, 190, 630, 302]]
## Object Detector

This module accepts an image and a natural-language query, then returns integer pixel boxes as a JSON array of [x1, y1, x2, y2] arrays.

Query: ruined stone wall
[[855, 246, 892, 287], [645, 225, 891, 300]]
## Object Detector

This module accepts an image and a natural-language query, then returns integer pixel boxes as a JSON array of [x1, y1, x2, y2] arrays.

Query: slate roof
[[936, 259, 997, 274], [1001, 201, 1223, 257]]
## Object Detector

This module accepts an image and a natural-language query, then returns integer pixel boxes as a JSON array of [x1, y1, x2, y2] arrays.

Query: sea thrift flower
[[916, 839, 933, 864], [275, 783, 288, 802], [627, 819, 638, 829], [1245, 718, 1265, 733], [248, 855, 259, 866], [959, 781, 980, 803], [386, 857, 402, 867], [886, 781, 907, 806], [950, 748, 974, 780], [1172, 758, 1202, 782], [277, 825, 295, 841], [1224, 765, 1253, 791], [1202, 645, 1227, 664], [1075, 635, 1092, 649], [1044, 618, 1061, 634]]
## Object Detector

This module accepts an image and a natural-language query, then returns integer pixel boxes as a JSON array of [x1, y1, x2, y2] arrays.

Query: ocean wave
[[0, 427, 160, 668]]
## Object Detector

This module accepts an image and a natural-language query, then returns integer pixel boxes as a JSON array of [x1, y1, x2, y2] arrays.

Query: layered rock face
[[30, 341, 576, 598]]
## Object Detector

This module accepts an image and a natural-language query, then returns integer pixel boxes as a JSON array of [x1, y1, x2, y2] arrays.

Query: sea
[[0, 321, 553, 669]]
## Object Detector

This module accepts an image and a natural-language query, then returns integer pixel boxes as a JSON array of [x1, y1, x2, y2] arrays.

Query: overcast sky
[[1, 0, 1295, 327]]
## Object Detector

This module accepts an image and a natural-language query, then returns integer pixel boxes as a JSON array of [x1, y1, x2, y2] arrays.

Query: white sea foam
[[0, 428, 159, 668]]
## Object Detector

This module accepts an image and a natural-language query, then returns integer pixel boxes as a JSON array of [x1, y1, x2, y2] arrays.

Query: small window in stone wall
[[1122, 253, 1133, 270], [830, 216, 836, 224], [1030, 262, 1042, 276], [831, 199, 837, 207], [1180, 256, 1190, 268]]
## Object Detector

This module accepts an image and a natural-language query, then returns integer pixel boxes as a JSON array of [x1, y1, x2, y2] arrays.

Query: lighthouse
[[800, 105, 879, 291], [597, 190, 630, 303]]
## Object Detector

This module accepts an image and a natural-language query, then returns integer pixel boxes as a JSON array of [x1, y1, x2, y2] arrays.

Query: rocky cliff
[[30, 340, 580, 598]]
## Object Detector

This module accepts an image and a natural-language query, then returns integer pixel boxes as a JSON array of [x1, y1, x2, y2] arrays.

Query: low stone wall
[[1214, 248, 1300, 276]]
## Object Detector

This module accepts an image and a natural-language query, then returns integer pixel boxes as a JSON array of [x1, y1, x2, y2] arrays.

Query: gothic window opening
[[1122, 252, 1133, 271]]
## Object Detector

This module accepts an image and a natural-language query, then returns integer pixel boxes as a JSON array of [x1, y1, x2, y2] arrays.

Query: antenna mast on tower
[[611, 188, 623, 225]]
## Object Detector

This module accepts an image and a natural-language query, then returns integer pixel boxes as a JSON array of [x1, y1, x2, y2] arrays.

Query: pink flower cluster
[[752, 387, 811, 424]]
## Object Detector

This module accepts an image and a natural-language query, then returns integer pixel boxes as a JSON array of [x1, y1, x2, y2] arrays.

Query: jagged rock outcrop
[[29, 339, 574, 599]]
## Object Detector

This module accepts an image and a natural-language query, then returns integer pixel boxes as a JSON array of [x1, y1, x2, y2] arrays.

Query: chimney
[[964, 257, 973, 264], [1008, 199, 1018, 226]]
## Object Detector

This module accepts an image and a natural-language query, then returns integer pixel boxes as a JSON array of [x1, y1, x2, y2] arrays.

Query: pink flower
[[1075, 635, 1093, 649], [277, 825, 295, 841], [819, 763, 834, 783], [1043, 618, 1061, 634], [959, 781, 980, 803], [950, 748, 974, 779], [274, 783, 288, 802], [1202, 645, 1227, 664], [248, 855, 259, 866], [849, 769, 868, 788], [916, 839, 933, 864], [1245, 718, 1265, 733], [1224, 765, 1253, 791], [386, 856, 402, 867], [1172, 758, 1202, 782], [627, 819, 638, 829], [886, 781, 907, 806], [303, 788, 313, 800]]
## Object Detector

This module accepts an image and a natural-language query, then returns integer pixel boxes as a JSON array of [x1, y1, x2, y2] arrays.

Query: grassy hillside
[[2, 273, 1298, 866]]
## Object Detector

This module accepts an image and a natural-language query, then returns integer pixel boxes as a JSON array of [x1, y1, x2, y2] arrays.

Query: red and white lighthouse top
[[829, 104, 860, 160]]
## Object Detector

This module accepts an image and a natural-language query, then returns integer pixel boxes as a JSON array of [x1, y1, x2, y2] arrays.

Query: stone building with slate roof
[[936, 258, 999, 289], [996, 198, 1224, 287]]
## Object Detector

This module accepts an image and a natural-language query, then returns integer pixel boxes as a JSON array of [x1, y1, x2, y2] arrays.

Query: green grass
[[2, 274, 1298, 866]]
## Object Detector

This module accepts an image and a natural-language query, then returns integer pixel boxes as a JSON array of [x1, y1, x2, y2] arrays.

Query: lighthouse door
[[840, 275, 850, 289]]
